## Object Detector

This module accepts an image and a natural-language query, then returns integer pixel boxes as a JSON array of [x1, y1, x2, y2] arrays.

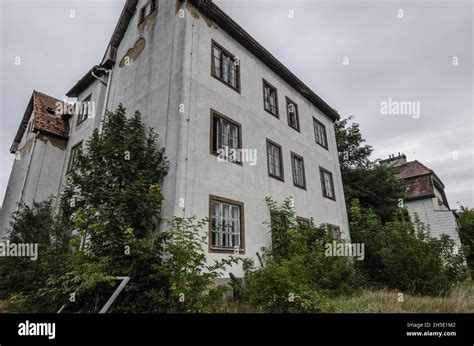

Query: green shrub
[[156, 217, 240, 312], [349, 199, 468, 295], [242, 197, 355, 312]]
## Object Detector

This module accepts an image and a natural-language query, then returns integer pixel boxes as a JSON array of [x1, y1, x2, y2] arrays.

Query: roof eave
[[10, 92, 34, 153], [66, 0, 137, 97], [185, 0, 340, 122]]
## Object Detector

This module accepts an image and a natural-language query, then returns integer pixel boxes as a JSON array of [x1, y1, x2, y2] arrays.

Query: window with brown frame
[[138, 5, 147, 24], [297, 217, 311, 228], [211, 41, 240, 91], [286, 97, 300, 131], [210, 110, 242, 164], [150, 0, 157, 13], [266, 139, 284, 181], [270, 210, 283, 245], [291, 152, 306, 189], [209, 195, 244, 253], [263, 79, 278, 117], [327, 224, 341, 239], [67, 142, 82, 173], [77, 95, 91, 126], [313, 117, 328, 149], [320, 167, 336, 200]]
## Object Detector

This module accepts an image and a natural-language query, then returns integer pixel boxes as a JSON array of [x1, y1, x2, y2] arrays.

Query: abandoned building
[[381, 153, 462, 251], [0, 0, 350, 276]]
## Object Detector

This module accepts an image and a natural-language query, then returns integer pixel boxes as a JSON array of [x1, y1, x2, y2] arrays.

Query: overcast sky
[[0, 0, 472, 209]]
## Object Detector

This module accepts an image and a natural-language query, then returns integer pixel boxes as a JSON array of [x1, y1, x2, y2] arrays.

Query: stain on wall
[[119, 38, 146, 67]]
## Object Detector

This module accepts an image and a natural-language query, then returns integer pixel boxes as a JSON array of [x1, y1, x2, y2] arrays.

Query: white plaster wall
[[0, 112, 67, 238], [178, 5, 350, 276], [406, 199, 462, 248], [56, 79, 106, 207], [106, 0, 187, 226], [21, 135, 67, 205], [0, 111, 35, 236]]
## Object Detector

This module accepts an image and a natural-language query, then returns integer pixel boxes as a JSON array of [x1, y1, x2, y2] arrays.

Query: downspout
[[91, 66, 113, 134], [18, 133, 38, 210]]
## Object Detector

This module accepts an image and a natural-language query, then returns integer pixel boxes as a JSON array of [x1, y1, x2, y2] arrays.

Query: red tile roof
[[32, 91, 70, 138], [393, 161, 434, 200], [10, 90, 69, 153], [402, 174, 434, 199], [393, 161, 431, 179]]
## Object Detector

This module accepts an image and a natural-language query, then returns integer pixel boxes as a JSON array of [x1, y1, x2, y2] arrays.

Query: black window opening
[[286, 97, 300, 131], [263, 80, 278, 116], [314, 118, 328, 149], [212, 41, 240, 91]]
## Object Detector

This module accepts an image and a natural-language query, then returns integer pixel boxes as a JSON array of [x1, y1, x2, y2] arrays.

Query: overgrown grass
[[322, 281, 474, 313], [2, 282, 473, 313], [206, 281, 474, 313]]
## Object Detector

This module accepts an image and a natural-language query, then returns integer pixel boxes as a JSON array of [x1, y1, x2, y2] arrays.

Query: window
[[210, 110, 241, 164], [67, 142, 82, 173], [313, 117, 328, 149], [266, 139, 284, 181], [138, 0, 156, 24], [291, 152, 306, 189], [286, 97, 299, 131], [150, 0, 157, 13], [211, 41, 239, 91], [209, 195, 244, 253], [320, 167, 336, 200], [139, 5, 146, 24], [263, 79, 278, 117], [77, 95, 91, 126], [297, 217, 311, 228], [327, 224, 341, 239]]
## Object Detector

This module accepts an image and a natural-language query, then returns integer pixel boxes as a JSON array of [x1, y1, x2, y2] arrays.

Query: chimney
[[379, 153, 407, 167]]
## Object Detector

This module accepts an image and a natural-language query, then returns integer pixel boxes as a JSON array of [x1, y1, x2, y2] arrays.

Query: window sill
[[268, 173, 284, 182], [316, 141, 329, 150], [264, 108, 279, 118], [289, 125, 300, 133], [211, 74, 241, 94], [293, 183, 307, 191], [210, 151, 243, 166], [209, 247, 245, 255]]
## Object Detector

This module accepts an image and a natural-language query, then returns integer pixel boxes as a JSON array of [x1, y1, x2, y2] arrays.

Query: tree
[[335, 116, 405, 223], [243, 198, 355, 312], [51, 104, 170, 312], [0, 200, 70, 312], [457, 205, 474, 277], [154, 217, 240, 312], [349, 199, 468, 295]]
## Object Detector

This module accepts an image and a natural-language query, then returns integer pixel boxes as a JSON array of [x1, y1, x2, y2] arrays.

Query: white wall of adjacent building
[[406, 199, 462, 250]]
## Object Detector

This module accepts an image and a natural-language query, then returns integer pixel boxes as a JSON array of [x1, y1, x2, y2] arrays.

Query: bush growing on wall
[[242, 197, 355, 312], [152, 217, 241, 312]]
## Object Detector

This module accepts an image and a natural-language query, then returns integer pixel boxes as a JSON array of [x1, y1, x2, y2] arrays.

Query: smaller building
[[0, 91, 70, 237], [381, 153, 462, 250]]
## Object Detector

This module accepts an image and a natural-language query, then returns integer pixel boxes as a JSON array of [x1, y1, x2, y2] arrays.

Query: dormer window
[[150, 0, 157, 13], [45, 107, 55, 116], [138, 0, 157, 26], [77, 95, 91, 126], [139, 6, 146, 24]]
